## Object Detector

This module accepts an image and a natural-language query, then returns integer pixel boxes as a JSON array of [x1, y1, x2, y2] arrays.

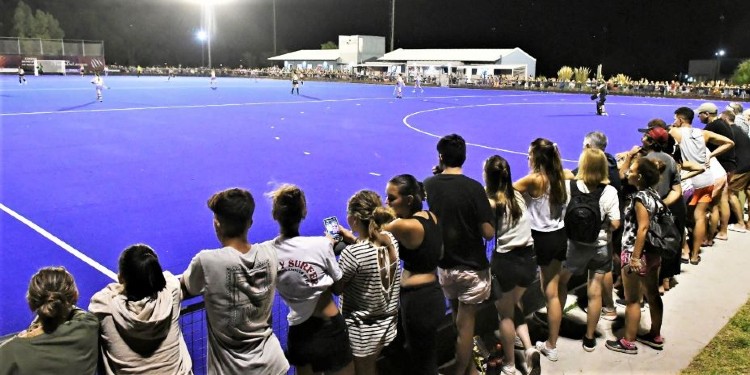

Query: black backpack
[[564, 181, 605, 244], [636, 191, 681, 259]]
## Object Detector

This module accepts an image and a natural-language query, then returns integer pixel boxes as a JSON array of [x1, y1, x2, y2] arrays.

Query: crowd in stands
[[97, 63, 750, 100], [3, 99, 750, 375]]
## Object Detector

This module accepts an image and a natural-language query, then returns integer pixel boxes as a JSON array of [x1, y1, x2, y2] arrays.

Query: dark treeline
[[1, 0, 748, 80]]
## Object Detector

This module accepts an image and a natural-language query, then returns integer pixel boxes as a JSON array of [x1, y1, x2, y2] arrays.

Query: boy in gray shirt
[[182, 188, 288, 375]]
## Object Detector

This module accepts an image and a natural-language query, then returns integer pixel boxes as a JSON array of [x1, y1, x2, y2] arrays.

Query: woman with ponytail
[[88, 244, 192, 374], [382, 174, 444, 375], [514, 138, 572, 362], [259, 184, 354, 375], [484, 155, 541, 375], [333, 190, 400, 375], [0, 267, 98, 374]]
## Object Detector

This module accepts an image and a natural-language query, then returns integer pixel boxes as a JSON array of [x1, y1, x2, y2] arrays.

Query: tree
[[320, 41, 338, 50], [731, 59, 750, 85], [11, 1, 64, 39]]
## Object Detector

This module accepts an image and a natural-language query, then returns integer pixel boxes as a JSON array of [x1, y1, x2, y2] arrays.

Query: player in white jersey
[[413, 73, 423, 93], [291, 73, 303, 95], [210, 69, 217, 89], [91, 73, 109, 102], [18, 66, 26, 85], [395, 74, 405, 99]]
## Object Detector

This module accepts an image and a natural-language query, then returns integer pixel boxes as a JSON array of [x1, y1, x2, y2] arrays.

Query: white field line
[[400, 101, 677, 162], [0, 94, 543, 117], [0, 203, 117, 281]]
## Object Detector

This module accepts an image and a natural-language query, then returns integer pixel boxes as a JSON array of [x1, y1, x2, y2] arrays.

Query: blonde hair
[[347, 190, 395, 243], [576, 148, 610, 186], [26, 267, 78, 333]]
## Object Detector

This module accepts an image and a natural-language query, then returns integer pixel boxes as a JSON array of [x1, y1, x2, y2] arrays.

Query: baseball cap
[[726, 102, 744, 113], [695, 102, 718, 114], [645, 127, 669, 144], [637, 118, 668, 133]]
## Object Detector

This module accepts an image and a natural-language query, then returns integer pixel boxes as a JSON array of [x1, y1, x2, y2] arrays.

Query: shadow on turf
[[58, 101, 98, 111], [299, 94, 322, 100]]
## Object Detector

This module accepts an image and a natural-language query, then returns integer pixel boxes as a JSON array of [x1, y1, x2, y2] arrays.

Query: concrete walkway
[[541, 230, 750, 374]]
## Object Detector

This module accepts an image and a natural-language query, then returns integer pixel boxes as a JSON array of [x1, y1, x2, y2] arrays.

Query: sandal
[[690, 256, 702, 265], [714, 234, 728, 241], [680, 257, 690, 264], [701, 240, 714, 247]]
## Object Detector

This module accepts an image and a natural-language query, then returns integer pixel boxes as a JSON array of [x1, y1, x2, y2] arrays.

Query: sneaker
[[605, 338, 638, 354], [601, 307, 618, 321], [534, 341, 558, 362], [525, 348, 541, 375], [728, 224, 748, 233], [582, 335, 596, 352], [636, 333, 665, 350], [501, 364, 516, 375], [532, 311, 548, 327]]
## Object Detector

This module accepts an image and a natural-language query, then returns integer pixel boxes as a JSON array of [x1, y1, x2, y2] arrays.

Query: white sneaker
[[525, 348, 541, 375], [535, 341, 558, 362], [728, 224, 747, 233], [501, 364, 516, 375]]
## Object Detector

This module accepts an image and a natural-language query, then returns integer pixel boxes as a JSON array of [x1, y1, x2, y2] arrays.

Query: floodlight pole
[[273, 0, 277, 56], [390, 0, 395, 51], [207, 4, 213, 69]]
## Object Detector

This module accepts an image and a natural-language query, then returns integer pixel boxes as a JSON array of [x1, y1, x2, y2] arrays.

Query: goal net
[[38, 60, 67, 75]]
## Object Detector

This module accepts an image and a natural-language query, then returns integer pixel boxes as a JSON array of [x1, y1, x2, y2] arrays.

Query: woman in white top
[[89, 244, 192, 375], [264, 184, 354, 375], [484, 155, 541, 375], [334, 190, 400, 375], [513, 138, 573, 362]]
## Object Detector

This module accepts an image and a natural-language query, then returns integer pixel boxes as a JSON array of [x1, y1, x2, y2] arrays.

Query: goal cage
[[37, 59, 67, 75]]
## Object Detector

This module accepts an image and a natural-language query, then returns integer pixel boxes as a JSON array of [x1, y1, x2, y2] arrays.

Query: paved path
[[541, 231, 750, 374]]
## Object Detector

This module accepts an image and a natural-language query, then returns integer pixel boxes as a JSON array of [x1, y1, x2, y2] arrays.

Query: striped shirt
[[338, 231, 401, 357]]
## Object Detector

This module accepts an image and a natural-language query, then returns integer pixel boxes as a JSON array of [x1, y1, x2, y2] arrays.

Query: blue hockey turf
[[0, 75, 719, 337]]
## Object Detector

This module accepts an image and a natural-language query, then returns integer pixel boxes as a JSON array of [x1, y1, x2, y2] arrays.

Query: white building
[[268, 35, 385, 71], [268, 37, 537, 80], [374, 48, 536, 79]]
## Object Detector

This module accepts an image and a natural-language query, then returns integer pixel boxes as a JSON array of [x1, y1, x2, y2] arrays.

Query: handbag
[[634, 191, 681, 259]]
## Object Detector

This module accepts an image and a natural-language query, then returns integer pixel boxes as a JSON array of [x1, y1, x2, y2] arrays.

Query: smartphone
[[323, 216, 342, 241]]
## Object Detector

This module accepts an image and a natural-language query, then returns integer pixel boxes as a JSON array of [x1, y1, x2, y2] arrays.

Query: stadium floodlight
[[196, 30, 207, 67], [714, 49, 726, 81]]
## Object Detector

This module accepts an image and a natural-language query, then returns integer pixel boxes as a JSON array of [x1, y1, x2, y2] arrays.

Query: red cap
[[646, 127, 669, 144]]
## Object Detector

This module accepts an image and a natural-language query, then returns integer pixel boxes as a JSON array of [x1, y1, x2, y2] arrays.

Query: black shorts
[[491, 246, 536, 293], [286, 313, 352, 372], [292, 80, 299, 85], [532, 228, 567, 266]]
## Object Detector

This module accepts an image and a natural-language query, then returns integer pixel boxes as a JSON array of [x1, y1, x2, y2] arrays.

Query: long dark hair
[[529, 138, 567, 219], [484, 155, 521, 227], [119, 244, 167, 301]]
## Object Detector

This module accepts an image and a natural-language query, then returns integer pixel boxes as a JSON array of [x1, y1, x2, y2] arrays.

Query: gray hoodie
[[89, 272, 192, 375]]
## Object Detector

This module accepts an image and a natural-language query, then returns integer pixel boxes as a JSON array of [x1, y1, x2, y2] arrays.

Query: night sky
[[1, 0, 748, 80]]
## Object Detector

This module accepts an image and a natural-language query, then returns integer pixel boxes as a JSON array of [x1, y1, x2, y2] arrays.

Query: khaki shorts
[[438, 267, 491, 304], [729, 171, 750, 193]]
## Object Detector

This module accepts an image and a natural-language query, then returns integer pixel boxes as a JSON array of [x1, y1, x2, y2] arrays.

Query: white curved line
[[401, 101, 682, 163]]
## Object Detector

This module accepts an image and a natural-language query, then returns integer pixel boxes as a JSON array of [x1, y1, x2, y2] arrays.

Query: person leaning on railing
[[0, 267, 99, 375], [88, 244, 192, 375]]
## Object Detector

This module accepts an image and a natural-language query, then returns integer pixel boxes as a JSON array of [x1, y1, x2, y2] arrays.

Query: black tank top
[[400, 214, 443, 274]]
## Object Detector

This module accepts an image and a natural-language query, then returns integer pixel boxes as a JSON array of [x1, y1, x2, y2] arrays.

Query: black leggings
[[400, 281, 445, 375]]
